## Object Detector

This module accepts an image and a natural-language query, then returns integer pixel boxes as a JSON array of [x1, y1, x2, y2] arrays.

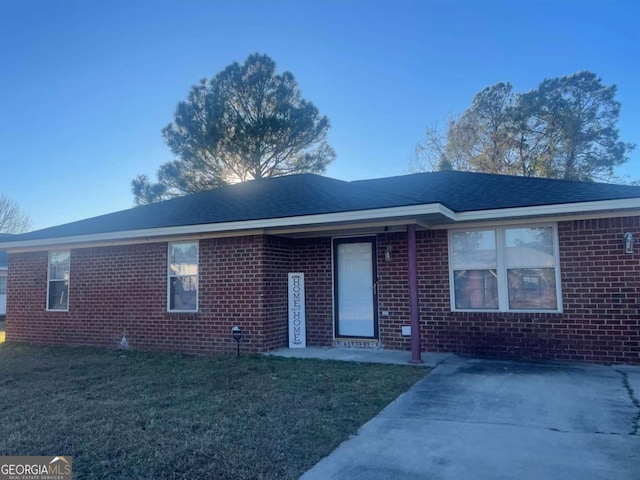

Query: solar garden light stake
[[232, 326, 243, 357]]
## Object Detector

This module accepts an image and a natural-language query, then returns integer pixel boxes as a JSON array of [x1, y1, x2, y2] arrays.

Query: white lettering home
[[288, 273, 306, 348]]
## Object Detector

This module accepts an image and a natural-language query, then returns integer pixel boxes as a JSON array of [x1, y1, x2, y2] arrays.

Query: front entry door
[[333, 237, 378, 338]]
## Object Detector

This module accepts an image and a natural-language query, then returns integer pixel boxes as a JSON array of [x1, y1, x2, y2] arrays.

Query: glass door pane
[[336, 241, 375, 337]]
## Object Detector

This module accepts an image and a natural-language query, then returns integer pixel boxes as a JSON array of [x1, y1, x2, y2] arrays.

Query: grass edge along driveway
[[0, 344, 427, 479]]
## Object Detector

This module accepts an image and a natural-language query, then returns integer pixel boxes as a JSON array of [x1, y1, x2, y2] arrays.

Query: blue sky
[[2, 0, 639, 230]]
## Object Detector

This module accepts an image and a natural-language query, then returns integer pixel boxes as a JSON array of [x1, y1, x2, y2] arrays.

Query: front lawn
[[0, 344, 427, 479]]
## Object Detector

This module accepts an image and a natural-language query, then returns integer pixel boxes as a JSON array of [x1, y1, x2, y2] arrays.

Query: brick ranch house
[[1, 171, 639, 364]]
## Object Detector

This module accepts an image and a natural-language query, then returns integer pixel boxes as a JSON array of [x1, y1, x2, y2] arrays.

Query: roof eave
[[1, 198, 638, 251], [0, 203, 455, 251], [453, 198, 640, 223]]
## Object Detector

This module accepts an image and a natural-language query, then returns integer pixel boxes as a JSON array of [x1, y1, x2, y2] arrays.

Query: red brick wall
[[262, 236, 293, 351], [6, 216, 639, 363], [556, 217, 640, 363], [7, 236, 281, 355], [292, 237, 334, 346], [284, 217, 640, 364], [199, 236, 265, 353], [376, 233, 411, 349], [409, 217, 640, 364]]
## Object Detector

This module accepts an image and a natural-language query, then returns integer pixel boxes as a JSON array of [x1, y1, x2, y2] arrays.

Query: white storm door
[[334, 238, 377, 338]]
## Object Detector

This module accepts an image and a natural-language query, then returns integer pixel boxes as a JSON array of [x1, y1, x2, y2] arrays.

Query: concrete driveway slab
[[302, 356, 640, 480]]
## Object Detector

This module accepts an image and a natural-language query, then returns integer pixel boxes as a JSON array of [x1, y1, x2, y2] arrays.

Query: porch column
[[407, 224, 423, 364]]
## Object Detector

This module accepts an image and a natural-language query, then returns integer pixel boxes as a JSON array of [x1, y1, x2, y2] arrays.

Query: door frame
[[332, 236, 379, 339]]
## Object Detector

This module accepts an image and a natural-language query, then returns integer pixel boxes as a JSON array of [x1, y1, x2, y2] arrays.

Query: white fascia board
[[454, 198, 640, 222], [0, 203, 455, 251]]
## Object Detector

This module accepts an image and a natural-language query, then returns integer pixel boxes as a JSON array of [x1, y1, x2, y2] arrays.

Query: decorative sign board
[[288, 273, 306, 348]]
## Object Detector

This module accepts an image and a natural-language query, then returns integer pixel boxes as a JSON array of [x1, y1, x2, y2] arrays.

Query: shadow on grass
[[0, 344, 428, 479]]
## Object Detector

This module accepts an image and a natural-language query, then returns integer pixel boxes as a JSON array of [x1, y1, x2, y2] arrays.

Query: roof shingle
[[3, 171, 640, 244]]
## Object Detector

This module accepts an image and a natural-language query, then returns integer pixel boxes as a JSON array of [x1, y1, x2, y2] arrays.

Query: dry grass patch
[[0, 344, 427, 479]]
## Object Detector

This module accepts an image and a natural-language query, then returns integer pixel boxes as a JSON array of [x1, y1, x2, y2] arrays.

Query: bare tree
[[0, 195, 32, 234], [410, 118, 472, 172], [409, 123, 448, 172]]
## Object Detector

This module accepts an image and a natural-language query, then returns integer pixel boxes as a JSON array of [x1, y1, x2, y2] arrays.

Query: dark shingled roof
[[5, 174, 418, 242], [353, 171, 640, 212], [3, 171, 640, 244]]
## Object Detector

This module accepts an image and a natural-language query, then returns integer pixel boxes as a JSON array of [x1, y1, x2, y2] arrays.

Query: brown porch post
[[407, 224, 423, 364]]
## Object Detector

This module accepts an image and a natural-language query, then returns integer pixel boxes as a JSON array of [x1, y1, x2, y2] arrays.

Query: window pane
[[508, 268, 557, 310], [49, 251, 70, 280], [169, 276, 197, 311], [454, 269, 498, 309], [452, 231, 496, 269], [169, 243, 198, 276], [48, 280, 69, 310], [170, 263, 198, 276], [505, 227, 554, 267], [0, 275, 6, 295], [169, 242, 198, 264]]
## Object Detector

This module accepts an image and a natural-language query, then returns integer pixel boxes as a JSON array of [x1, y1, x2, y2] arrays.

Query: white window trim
[[448, 223, 563, 313], [167, 241, 199, 313], [46, 250, 70, 312]]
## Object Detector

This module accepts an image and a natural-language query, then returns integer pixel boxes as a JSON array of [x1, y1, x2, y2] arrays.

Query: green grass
[[0, 344, 427, 479]]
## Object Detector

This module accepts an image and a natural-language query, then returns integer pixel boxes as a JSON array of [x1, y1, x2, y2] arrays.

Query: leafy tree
[[0, 195, 32, 234], [133, 53, 335, 204], [517, 71, 634, 181], [414, 71, 635, 182]]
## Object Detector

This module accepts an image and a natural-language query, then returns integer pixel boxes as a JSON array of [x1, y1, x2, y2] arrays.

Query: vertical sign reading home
[[288, 273, 306, 348]]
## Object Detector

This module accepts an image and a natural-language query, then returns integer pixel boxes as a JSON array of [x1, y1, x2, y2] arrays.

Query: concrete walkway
[[267, 346, 450, 367], [302, 355, 640, 480]]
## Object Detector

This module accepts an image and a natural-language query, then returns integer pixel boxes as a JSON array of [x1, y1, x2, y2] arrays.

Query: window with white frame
[[168, 242, 198, 312], [47, 251, 70, 311], [450, 225, 561, 312], [0, 274, 7, 295]]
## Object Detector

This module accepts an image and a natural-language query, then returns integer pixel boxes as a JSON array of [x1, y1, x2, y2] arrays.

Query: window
[[168, 242, 198, 312], [449, 225, 561, 312], [0, 274, 6, 295], [451, 230, 498, 309], [48, 251, 70, 311]]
